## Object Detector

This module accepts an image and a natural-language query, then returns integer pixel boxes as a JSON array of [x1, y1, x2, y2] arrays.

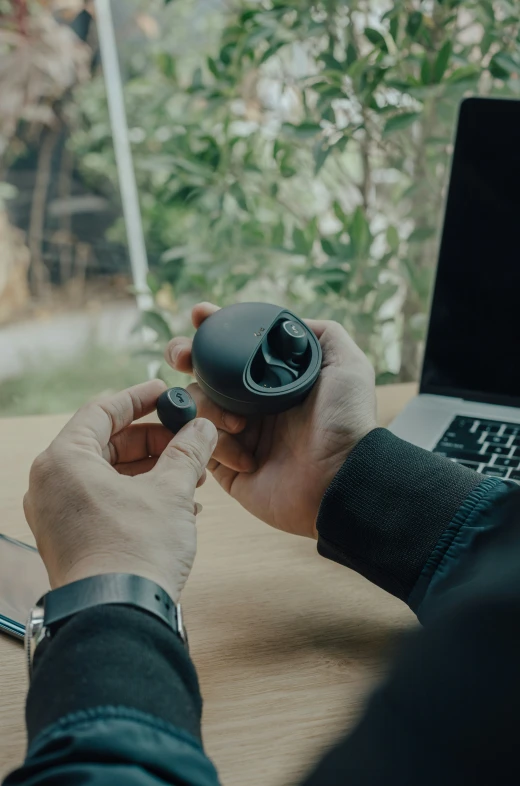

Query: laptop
[[390, 97, 520, 482]]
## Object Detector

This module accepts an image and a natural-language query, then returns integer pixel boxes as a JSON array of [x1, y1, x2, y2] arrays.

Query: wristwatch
[[25, 573, 187, 679]]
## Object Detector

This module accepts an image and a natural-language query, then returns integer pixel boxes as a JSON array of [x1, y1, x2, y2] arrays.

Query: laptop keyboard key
[[510, 471, 520, 482], [453, 460, 481, 470], [477, 423, 500, 434], [487, 435, 509, 446], [434, 449, 484, 463], [481, 466, 508, 477], [483, 445, 509, 456], [436, 439, 479, 452], [493, 457, 519, 469]]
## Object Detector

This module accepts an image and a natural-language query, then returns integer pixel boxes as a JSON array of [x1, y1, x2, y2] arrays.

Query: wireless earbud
[[157, 387, 197, 433], [270, 320, 309, 365]]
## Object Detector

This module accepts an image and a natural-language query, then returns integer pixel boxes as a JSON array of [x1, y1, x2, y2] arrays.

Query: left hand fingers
[[56, 380, 167, 455]]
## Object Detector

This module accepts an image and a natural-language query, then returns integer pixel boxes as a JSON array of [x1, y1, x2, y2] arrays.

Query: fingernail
[[222, 412, 243, 432], [194, 418, 218, 449], [169, 346, 180, 366]]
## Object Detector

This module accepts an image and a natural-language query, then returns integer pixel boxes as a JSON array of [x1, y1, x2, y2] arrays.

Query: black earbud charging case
[[191, 303, 322, 416]]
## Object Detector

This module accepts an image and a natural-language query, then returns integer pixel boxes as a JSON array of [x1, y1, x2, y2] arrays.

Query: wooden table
[[0, 383, 417, 786]]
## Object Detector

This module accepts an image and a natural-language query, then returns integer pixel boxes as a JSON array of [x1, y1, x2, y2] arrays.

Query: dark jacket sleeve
[[4, 606, 220, 786], [305, 428, 520, 785], [316, 427, 512, 615]]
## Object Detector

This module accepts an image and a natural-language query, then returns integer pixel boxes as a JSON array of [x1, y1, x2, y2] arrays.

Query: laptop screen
[[421, 97, 520, 406]]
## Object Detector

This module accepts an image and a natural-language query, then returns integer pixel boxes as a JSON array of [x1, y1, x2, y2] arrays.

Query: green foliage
[[69, 0, 520, 380]]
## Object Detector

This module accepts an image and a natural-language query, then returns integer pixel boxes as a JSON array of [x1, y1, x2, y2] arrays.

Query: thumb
[[152, 418, 218, 489]]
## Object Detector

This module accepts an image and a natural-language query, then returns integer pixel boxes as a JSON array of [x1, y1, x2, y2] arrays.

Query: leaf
[[383, 112, 420, 135], [489, 53, 519, 79], [321, 237, 337, 257], [365, 28, 388, 52], [386, 226, 400, 252], [333, 201, 348, 225], [421, 55, 431, 85], [447, 65, 480, 84], [160, 246, 189, 264], [346, 42, 357, 67], [350, 207, 371, 258], [480, 30, 494, 57], [272, 221, 284, 246], [319, 53, 344, 71], [293, 227, 311, 255], [240, 9, 258, 23], [313, 81, 344, 97], [230, 182, 247, 211], [282, 122, 322, 139], [280, 155, 297, 178], [408, 227, 436, 243], [311, 270, 347, 295], [207, 57, 220, 79], [401, 259, 432, 301], [156, 53, 176, 79], [480, 0, 494, 21], [146, 272, 161, 295], [433, 41, 451, 83], [389, 15, 399, 43], [219, 42, 235, 66], [406, 11, 423, 39], [313, 140, 330, 174], [189, 67, 204, 92], [259, 41, 285, 64], [140, 310, 172, 342]]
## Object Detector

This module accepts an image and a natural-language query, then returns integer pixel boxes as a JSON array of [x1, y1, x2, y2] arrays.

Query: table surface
[[0, 383, 417, 786]]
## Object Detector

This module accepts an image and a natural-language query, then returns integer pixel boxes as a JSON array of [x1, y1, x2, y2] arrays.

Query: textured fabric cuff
[[27, 605, 202, 744], [316, 428, 484, 602]]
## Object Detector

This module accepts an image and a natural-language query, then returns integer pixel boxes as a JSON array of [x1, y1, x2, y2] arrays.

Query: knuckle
[[104, 396, 128, 433], [29, 449, 52, 483], [168, 436, 206, 470]]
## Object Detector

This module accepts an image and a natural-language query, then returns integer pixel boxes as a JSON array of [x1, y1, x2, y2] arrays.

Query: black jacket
[[4, 429, 519, 785]]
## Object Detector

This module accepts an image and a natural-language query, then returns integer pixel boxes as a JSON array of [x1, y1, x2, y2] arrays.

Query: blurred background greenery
[[0, 0, 519, 414]]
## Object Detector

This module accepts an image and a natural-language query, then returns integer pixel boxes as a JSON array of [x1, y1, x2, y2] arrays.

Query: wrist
[[50, 556, 183, 605]]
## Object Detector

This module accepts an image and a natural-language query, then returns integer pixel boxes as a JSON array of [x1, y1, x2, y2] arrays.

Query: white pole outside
[[93, 0, 153, 314]]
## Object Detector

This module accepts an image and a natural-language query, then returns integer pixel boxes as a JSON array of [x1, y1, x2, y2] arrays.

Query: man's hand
[[23, 380, 218, 602], [165, 303, 377, 539]]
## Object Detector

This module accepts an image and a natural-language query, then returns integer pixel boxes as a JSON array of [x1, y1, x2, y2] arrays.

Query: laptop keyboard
[[433, 416, 520, 482]]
